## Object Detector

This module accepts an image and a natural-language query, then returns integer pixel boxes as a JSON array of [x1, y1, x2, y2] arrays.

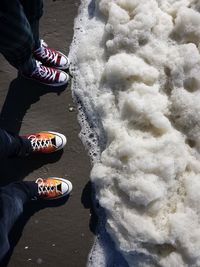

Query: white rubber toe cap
[[60, 56, 68, 67], [58, 52, 70, 70], [50, 131, 67, 150], [61, 179, 73, 195], [59, 71, 69, 83]]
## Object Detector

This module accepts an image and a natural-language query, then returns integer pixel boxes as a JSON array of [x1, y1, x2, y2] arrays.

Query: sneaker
[[23, 61, 69, 87], [34, 40, 70, 70], [23, 131, 67, 153], [35, 177, 73, 200]]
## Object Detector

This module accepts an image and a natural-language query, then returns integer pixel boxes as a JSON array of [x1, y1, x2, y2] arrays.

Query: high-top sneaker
[[23, 61, 69, 87], [35, 177, 73, 200], [23, 131, 67, 153], [34, 40, 70, 70]]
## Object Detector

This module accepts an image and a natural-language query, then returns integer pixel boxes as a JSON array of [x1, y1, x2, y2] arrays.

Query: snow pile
[[70, 0, 200, 266]]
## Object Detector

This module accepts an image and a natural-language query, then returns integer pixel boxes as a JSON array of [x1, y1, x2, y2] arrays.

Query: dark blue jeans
[[0, 129, 34, 261], [0, 0, 43, 74], [0, 128, 32, 158], [0, 181, 37, 261]]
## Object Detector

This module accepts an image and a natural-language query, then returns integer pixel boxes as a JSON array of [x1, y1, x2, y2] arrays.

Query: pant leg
[[0, 0, 36, 74], [20, 0, 44, 50], [0, 181, 37, 261], [0, 129, 32, 159]]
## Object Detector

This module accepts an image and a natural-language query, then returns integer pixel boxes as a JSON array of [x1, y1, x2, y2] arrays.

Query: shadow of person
[[88, 0, 96, 19], [0, 75, 66, 133], [0, 75, 68, 264], [0, 151, 63, 186], [0, 75, 67, 186], [81, 182, 129, 266], [1, 195, 70, 267], [81, 181, 98, 234]]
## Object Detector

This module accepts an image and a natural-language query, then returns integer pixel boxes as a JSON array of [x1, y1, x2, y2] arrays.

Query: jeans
[[0, 181, 37, 261], [0, 0, 43, 74], [0, 129, 34, 261], [0, 128, 32, 159], [0, 0, 44, 261]]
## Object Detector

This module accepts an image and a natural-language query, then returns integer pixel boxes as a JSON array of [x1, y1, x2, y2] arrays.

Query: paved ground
[[0, 1, 95, 266]]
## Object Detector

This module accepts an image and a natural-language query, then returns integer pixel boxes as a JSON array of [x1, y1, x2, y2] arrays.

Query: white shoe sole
[[21, 72, 70, 87]]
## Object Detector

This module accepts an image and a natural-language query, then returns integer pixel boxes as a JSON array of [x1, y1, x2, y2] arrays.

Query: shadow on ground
[[0, 75, 66, 133], [0, 76, 69, 266], [81, 181, 98, 234], [1, 196, 70, 267], [0, 75, 66, 186]]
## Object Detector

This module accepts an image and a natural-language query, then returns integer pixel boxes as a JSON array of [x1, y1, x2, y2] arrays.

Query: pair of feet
[[22, 40, 70, 87], [23, 131, 72, 201], [19, 44, 71, 198]]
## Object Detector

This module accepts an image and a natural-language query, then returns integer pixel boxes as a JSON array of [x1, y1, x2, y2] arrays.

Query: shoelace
[[36, 46, 59, 65], [28, 134, 56, 151], [32, 61, 57, 82], [36, 178, 58, 195]]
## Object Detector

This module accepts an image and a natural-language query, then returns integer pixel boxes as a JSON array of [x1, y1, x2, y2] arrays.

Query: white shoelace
[[32, 61, 57, 81], [36, 178, 57, 195], [28, 134, 56, 151], [36, 45, 58, 65]]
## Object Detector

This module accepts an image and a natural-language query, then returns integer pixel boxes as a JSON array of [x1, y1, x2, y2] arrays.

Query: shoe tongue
[[41, 39, 48, 48], [52, 138, 56, 146], [35, 46, 43, 53], [37, 139, 45, 147], [32, 61, 42, 74], [57, 183, 62, 193]]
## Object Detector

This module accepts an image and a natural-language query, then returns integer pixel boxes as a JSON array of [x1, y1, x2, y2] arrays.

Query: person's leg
[[20, 0, 70, 71], [0, 129, 68, 159], [0, 0, 69, 86], [0, 181, 37, 261], [0, 176, 73, 261], [20, 0, 44, 50], [0, 129, 32, 159], [0, 0, 36, 74]]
